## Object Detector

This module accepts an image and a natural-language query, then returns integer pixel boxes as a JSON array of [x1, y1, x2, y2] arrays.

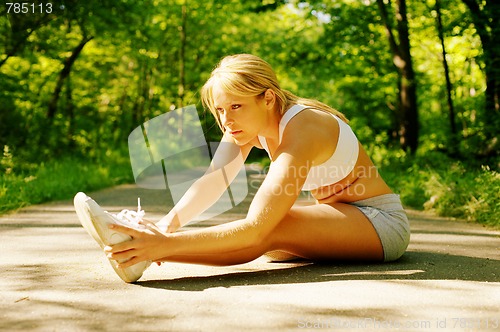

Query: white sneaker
[[74, 192, 151, 283]]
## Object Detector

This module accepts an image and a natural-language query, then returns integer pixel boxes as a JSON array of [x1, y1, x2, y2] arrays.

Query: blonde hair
[[201, 54, 348, 131]]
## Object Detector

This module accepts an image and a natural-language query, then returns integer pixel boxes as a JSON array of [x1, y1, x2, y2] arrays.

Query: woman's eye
[[231, 104, 241, 110], [216, 108, 224, 113]]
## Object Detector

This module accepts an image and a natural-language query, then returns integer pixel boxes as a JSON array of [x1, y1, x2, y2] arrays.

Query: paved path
[[1, 184, 499, 331]]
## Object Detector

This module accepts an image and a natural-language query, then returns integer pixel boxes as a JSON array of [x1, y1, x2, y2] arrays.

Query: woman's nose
[[220, 112, 233, 127]]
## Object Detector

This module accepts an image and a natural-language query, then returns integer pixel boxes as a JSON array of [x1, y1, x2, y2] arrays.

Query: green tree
[[435, 0, 458, 154], [376, 0, 418, 153], [460, 0, 499, 157]]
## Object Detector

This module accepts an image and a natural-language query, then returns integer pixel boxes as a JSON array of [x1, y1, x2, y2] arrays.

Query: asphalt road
[[1, 184, 499, 331]]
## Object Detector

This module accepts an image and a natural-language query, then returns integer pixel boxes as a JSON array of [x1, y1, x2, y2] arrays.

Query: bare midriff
[[310, 143, 393, 204]]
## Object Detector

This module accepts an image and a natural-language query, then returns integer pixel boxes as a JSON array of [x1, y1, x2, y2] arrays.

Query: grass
[[376, 149, 500, 229], [0, 148, 133, 214]]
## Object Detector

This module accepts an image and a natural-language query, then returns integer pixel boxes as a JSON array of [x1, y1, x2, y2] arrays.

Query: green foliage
[[378, 149, 500, 228], [0, 146, 14, 175], [422, 164, 500, 227], [0, 147, 132, 214]]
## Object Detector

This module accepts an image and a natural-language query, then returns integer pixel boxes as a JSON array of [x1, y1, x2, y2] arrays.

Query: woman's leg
[[163, 202, 384, 265]]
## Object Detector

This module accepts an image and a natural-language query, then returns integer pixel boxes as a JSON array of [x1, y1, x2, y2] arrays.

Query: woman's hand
[[104, 221, 169, 269], [151, 215, 180, 266]]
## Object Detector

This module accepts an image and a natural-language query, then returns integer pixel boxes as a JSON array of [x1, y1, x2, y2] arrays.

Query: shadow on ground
[[138, 251, 499, 292]]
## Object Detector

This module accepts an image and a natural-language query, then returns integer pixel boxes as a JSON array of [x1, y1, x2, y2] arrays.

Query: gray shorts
[[350, 194, 410, 262]]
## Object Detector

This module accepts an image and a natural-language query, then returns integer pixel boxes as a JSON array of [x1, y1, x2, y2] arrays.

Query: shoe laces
[[111, 198, 145, 226]]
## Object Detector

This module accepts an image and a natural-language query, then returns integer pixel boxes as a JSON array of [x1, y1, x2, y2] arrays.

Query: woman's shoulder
[[279, 108, 339, 162], [286, 107, 340, 140]]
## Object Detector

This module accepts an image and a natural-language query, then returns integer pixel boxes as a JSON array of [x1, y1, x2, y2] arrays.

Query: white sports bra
[[257, 105, 359, 190]]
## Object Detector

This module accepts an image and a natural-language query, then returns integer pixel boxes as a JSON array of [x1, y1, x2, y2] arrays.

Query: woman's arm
[[106, 118, 325, 266], [107, 151, 311, 266], [158, 131, 252, 232]]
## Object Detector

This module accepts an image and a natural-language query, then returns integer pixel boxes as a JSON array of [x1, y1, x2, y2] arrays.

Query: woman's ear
[[264, 89, 276, 109]]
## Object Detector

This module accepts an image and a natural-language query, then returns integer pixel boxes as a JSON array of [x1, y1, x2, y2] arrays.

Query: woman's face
[[212, 84, 270, 146]]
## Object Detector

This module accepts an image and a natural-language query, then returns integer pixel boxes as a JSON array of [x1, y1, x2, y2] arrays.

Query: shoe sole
[[74, 192, 150, 283]]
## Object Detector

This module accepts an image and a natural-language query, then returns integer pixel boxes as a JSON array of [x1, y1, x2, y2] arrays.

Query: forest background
[[1, 0, 499, 227]]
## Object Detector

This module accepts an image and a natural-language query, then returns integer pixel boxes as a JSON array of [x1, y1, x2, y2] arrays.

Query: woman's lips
[[230, 130, 242, 136]]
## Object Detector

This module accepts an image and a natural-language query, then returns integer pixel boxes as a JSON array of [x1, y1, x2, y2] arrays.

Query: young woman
[[74, 54, 410, 283]]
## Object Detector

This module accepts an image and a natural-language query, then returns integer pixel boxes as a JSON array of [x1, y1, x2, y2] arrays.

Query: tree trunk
[[178, 4, 187, 108], [376, 0, 419, 153], [461, 0, 499, 155], [47, 35, 94, 121], [177, 3, 187, 135], [435, 0, 458, 154], [66, 76, 75, 147]]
